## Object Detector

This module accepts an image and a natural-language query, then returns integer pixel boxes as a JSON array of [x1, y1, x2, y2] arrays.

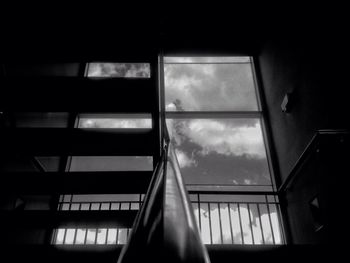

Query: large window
[[52, 58, 284, 246], [164, 56, 283, 244]]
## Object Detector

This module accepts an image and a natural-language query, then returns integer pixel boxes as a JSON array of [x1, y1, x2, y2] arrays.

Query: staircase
[[0, 47, 162, 260]]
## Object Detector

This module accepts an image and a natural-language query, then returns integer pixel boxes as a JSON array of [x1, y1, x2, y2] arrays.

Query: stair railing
[[117, 125, 210, 263]]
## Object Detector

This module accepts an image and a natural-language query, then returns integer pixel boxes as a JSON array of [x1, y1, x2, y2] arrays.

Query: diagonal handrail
[[117, 124, 210, 263]]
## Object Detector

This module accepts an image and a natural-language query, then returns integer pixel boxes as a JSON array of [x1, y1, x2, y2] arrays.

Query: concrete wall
[[258, 32, 349, 244]]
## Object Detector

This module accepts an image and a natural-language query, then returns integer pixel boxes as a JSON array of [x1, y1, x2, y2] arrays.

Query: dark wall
[[258, 32, 348, 183], [258, 28, 349, 244]]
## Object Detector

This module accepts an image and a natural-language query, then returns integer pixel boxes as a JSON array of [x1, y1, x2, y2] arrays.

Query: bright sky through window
[[164, 56, 258, 111], [87, 63, 150, 78], [164, 56, 272, 191], [78, 114, 152, 129]]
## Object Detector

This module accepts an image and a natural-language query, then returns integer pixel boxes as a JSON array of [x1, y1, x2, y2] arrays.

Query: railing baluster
[[247, 203, 255, 244], [265, 195, 275, 244], [237, 204, 244, 245], [227, 203, 234, 244], [257, 203, 265, 244]]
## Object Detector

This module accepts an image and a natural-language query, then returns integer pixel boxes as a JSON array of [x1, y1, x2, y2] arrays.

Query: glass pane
[[164, 57, 251, 63], [64, 229, 75, 244], [61, 204, 70, 211], [210, 203, 222, 244], [86, 229, 97, 244], [87, 63, 150, 78], [96, 228, 107, 244], [239, 204, 253, 244], [259, 204, 274, 244], [80, 203, 90, 210], [229, 204, 243, 244], [120, 203, 130, 210], [55, 229, 65, 244], [200, 203, 211, 244], [220, 203, 233, 244], [164, 60, 258, 111], [111, 203, 120, 210], [269, 204, 282, 244], [250, 204, 264, 244], [69, 156, 153, 171], [166, 118, 270, 187], [75, 229, 86, 244], [118, 229, 128, 244], [101, 203, 110, 210], [90, 203, 100, 210], [107, 228, 117, 244], [130, 203, 140, 210], [70, 203, 80, 210], [78, 114, 152, 129]]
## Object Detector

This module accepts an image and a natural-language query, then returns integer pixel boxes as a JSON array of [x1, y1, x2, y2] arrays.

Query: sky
[[87, 62, 150, 78], [164, 61, 258, 111], [164, 58, 271, 187]]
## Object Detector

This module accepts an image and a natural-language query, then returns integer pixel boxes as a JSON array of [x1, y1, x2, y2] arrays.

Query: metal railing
[[190, 193, 283, 245]]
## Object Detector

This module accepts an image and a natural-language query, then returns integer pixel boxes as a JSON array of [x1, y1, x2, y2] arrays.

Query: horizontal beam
[[0, 77, 156, 112], [0, 210, 137, 228], [0, 171, 153, 194], [0, 128, 155, 156]]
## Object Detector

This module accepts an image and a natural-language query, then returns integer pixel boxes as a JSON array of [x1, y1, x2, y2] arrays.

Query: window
[[164, 56, 284, 244], [87, 63, 150, 78], [78, 114, 152, 129]]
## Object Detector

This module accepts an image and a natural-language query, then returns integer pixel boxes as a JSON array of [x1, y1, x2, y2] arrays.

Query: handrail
[[117, 124, 210, 263], [279, 129, 348, 192]]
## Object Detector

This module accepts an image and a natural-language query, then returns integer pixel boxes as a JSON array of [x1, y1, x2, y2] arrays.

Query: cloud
[[79, 118, 152, 129], [168, 119, 266, 159], [87, 63, 150, 78], [164, 63, 257, 111], [175, 149, 197, 168]]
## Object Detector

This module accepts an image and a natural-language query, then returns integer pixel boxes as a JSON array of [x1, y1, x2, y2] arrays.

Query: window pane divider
[[166, 111, 262, 119]]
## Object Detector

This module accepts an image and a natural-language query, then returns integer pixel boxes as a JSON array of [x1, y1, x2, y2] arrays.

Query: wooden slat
[[0, 128, 155, 156], [0, 171, 153, 194], [0, 77, 155, 112]]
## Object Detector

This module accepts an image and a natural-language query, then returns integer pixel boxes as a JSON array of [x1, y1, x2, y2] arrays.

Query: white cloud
[[79, 118, 151, 129], [170, 119, 266, 159], [175, 149, 197, 168], [164, 63, 257, 111]]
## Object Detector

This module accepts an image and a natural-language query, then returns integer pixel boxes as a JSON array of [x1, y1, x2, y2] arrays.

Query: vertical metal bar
[[73, 228, 78, 245], [116, 228, 119, 245], [62, 228, 67, 245], [129, 202, 132, 210], [276, 203, 285, 244], [247, 203, 255, 244], [94, 228, 98, 245], [84, 228, 88, 245], [265, 195, 276, 244], [227, 203, 234, 244], [207, 203, 213, 245], [237, 204, 245, 244], [218, 203, 224, 244], [51, 229, 58, 244], [68, 195, 73, 210], [257, 203, 265, 244], [198, 194, 201, 230], [106, 228, 109, 245]]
